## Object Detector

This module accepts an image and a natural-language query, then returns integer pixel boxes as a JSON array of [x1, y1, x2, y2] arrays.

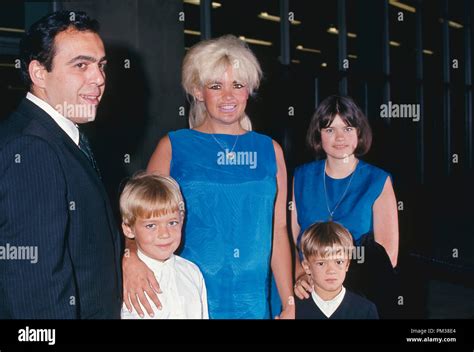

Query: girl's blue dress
[[294, 159, 391, 251]]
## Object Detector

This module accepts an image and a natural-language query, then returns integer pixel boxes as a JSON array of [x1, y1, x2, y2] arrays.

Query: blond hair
[[182, 34, 262, 130], [300, 222, 354, 260], [119, 173, 185, 226]]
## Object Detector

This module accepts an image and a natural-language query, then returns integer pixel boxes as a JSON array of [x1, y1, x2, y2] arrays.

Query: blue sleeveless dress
[[169, 129, 277, 319], [294, 159, 391, 251]]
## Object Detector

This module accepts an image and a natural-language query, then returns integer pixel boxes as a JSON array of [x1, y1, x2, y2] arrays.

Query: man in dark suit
[[0, 11, 122, 318]]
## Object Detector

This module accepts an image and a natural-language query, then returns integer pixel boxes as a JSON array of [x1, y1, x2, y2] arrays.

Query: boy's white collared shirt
[[311, 286, 346, 318], [26, 92, 80, 145], [121, 250, 209, 319]]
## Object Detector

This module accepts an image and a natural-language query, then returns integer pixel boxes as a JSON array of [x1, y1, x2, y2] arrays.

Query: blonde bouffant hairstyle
[[181, 34, 263, 130]]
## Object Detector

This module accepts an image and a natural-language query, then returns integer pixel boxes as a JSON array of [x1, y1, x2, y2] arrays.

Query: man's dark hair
[[19, 10, 100, 87]]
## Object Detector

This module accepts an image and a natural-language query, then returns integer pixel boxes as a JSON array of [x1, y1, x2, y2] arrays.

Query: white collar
[[137, 249, 176, 273], [26, 92, 80, 145], [311, 286, 346, 318]]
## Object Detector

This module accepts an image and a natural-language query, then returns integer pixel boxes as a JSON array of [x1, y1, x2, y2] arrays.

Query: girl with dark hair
[[292, 95, 399, 318]]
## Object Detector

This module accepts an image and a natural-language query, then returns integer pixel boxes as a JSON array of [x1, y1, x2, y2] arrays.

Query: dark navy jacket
[[296, 289, 379, 319], [0, 98, 122, 318]]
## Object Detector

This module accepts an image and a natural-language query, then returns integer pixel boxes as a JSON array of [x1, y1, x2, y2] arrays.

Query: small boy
[[119, 173, 208, 319], [296, 221, 378, 319]]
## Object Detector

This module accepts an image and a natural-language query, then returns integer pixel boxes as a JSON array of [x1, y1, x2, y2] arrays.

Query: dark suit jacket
[[296, 289, 379, 319], [0, 98, 122, 318]]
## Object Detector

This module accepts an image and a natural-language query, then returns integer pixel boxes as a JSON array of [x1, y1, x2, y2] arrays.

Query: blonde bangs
[[314, 245, 347, 260], [198, 54, 259, 93], [301, 222, 354, 260], [120, 173, 184, 226], [132, 195, 181, 221], [198, 55, 230, 87]]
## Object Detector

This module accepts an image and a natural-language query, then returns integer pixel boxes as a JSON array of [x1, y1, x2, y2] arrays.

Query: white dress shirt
[[26, 92, 80, 145], [121, 250, 209, 319], [311, 286, 346, 318]]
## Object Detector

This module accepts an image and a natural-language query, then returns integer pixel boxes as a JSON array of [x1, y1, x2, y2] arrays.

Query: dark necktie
[[78, 130, 101, 178]]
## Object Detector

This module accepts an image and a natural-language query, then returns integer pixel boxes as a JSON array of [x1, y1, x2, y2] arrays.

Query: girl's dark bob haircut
[[306, 95, 372, 158]]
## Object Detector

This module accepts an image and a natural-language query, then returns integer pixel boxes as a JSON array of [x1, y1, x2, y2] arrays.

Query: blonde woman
[[122, 35, 294, 319]]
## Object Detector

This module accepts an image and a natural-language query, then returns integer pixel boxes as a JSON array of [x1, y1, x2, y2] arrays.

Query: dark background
[[1, 0, 473, 319]]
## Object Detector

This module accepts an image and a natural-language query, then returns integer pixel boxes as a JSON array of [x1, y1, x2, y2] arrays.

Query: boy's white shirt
[[311, 286, 346, 318], [121, 250, 209, 319]]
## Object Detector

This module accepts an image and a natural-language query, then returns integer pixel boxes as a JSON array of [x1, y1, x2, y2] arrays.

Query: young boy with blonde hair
[[120, 173, 208, 319]]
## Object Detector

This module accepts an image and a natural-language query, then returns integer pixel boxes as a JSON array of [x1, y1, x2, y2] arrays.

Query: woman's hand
[[293, 273, 312, 299], [275, 296, 296, 319], [122, 251, 162, 318]]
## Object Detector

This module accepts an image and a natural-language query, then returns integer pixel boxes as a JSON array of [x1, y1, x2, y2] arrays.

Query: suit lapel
[[17, 98, 120, 247], [17, 98, 104, 189]]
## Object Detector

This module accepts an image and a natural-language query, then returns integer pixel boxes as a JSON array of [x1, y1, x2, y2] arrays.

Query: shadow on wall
[[0, 67, 27, 121], [82, 44, 151, 221]]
